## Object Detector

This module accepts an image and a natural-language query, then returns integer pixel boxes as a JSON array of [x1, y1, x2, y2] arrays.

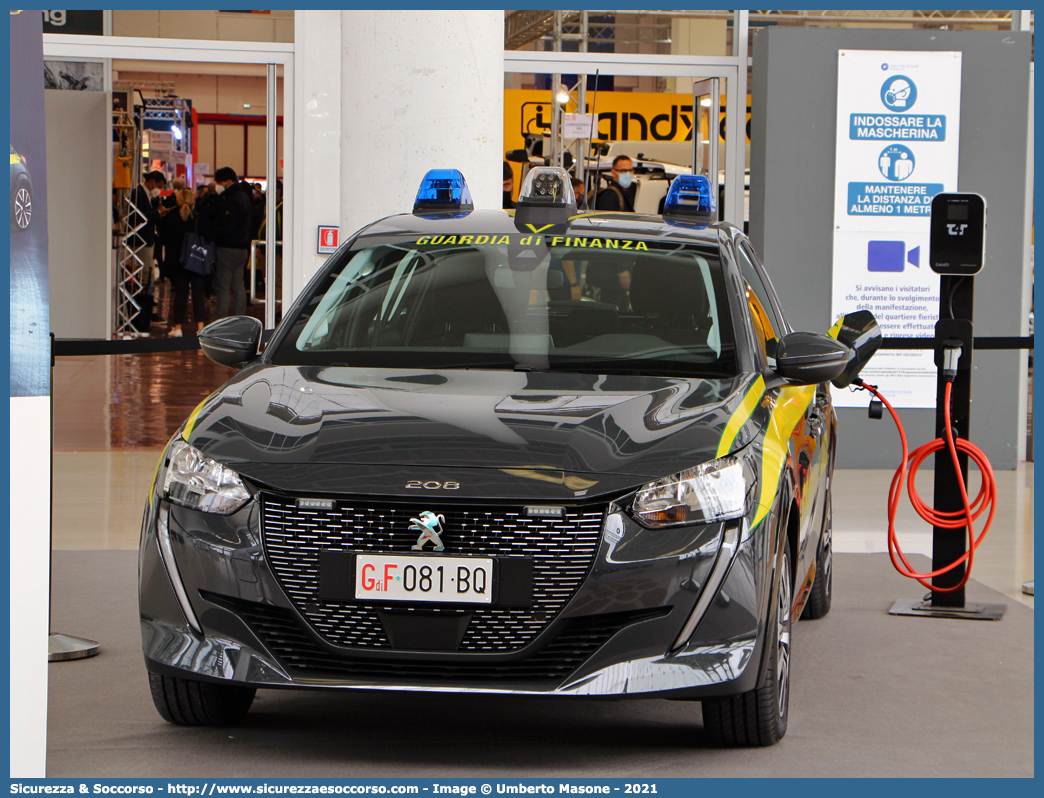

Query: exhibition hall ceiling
[[504, 9, 1030, 51]]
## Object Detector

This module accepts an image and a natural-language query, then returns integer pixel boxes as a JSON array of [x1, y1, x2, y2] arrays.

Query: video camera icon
[[868, 240, 920, 272]]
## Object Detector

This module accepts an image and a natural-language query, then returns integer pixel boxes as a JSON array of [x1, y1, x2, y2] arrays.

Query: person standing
[[593, 155, 636, 212], [162, 189, 207, 337], [589, 156, 636, 309], [205, 166, 253, 319]]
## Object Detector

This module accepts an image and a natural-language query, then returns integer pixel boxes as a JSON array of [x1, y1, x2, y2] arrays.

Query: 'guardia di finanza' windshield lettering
[[414, 235, 650, 250]]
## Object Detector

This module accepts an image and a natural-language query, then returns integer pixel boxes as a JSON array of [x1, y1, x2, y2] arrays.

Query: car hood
[[182, 366, 765, 500]]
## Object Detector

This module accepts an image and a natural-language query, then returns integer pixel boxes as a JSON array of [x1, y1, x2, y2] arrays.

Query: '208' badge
[[405, 480, 460, 490]]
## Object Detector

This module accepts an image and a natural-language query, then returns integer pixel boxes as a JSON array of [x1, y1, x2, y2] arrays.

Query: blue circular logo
[[878, 144, 916, 181], [881, 63, 889, 71], [881, 75, 917, 111]]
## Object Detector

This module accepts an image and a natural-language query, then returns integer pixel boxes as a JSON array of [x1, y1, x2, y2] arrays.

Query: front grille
[[260, 495, 606, 652], [205, 591, 669, 683]]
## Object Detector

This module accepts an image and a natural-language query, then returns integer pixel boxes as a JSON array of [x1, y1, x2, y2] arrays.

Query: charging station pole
[[930, 274, 972, 607], [890, 193, 1005, 621]]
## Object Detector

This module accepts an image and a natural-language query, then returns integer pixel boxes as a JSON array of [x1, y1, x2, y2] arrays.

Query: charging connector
[[942, 345, 962, 382]]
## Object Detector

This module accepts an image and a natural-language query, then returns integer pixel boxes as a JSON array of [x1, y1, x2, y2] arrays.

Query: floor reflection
[[54, 350, 233, 451]]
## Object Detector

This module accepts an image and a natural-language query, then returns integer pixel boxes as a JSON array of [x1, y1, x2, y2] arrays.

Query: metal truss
[[114, 105, 146, 336], [116, 195, 149, 336], [747, 9, 1019, 26], [506, 10, 1025, 49], [506, 10, 581, 50]]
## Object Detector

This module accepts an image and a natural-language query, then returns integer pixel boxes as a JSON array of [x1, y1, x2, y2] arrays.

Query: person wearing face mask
[[593, 155, 637, 212], [201, 166, 254, 319]]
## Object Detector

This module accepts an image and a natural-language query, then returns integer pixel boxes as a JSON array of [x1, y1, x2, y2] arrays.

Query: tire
[[11, 179, 32, 231], [702, 544, 792, 746], [148, 671, 255, 726], [802, 493, 832, 620]]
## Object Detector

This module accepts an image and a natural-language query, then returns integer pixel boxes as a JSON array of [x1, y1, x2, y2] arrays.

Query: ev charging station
[[888, 193, 1006, 621]]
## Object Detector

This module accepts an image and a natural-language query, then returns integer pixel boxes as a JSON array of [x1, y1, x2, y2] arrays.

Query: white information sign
[[563, 113, 596, 139], [831, 50, 962, 408]]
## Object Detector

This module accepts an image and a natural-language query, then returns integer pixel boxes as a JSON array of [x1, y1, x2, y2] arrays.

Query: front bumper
[[140, 492, 774, 699]]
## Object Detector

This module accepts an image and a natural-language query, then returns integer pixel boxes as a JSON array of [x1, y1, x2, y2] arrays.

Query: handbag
[[180, 211, 214, 276]]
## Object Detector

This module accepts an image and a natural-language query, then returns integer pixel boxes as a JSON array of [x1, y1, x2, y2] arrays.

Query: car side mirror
[[199, 316, 263, 369], [827, 310, 883, 388], [774, 332, 851, 386]]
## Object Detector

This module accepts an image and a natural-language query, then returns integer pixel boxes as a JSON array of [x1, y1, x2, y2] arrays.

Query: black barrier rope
[[881, 336, 1034, 351], [53, 337, 202, 357], [51, 334, 1034, 358]]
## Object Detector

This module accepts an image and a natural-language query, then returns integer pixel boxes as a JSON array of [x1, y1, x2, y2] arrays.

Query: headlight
[[163, 439, 251, 515], [632, 455, 753, 528]]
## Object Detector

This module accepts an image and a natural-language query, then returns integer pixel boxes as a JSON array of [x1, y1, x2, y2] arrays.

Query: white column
[[292, 10, 343, 289], [10, 397, 50, 777], [339, 10, 504, 239]]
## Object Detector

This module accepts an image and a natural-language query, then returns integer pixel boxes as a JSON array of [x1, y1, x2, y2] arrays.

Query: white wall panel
[[9, 396, 51, 778], [44, 90, 110, 339], [339, 10, 504, 236], [293, 10, 342, 290]]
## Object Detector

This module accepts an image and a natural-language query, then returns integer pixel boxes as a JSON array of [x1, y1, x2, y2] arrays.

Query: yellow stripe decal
[[752, 384, 816, 528], [827, 317, 843, 340], [716, 375, 766, 459], [182, 397, 210, 442]]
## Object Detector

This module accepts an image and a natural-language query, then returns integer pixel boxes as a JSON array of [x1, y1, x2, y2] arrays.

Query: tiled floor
[[50, 352, 1034, 609]]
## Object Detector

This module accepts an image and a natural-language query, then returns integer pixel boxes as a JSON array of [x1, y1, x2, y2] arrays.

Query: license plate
[[354, 554, 494, 605]]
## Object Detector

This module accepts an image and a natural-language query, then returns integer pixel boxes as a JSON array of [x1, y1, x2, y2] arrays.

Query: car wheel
[[802, 493, 832, 620], [702, 543, 792, 746], [11, 180, 31, 231], [148, 671, 255, 726]]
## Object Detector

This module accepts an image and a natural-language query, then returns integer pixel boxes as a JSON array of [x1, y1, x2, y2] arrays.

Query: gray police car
[[140, 167, 879, 745]]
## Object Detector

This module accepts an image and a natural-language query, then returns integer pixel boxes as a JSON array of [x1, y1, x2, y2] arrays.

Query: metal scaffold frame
[[114, 102, 147, 336]]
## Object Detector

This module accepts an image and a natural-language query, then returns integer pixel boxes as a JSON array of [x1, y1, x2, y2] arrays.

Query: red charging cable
[[856, 379, 997, 592]]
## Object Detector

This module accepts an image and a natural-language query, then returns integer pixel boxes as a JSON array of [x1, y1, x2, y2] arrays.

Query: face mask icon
[[885, 79, 912, 108]]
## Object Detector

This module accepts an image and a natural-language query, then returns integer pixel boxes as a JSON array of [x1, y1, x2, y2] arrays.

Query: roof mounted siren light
[[514, 166, 577, 231], [662, 174, 715, 228], [413, 169, 474, 216]]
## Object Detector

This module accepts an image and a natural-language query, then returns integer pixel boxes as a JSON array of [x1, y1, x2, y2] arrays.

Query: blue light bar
[[663, 174, 715, 217], [413, 169, 474, 214]]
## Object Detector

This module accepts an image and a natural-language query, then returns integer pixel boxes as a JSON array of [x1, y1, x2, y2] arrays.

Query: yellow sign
[[505, 89, 751, 153]]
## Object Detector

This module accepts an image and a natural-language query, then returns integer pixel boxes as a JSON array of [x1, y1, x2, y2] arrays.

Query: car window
[[735, 241, 784, 361], [272, 235, 737, 377]]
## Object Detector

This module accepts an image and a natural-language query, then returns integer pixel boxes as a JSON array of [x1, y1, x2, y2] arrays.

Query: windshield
[[270, 233, 736, 376]]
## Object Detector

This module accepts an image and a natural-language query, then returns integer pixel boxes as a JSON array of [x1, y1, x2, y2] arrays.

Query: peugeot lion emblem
[[410, 511, 446, 552]]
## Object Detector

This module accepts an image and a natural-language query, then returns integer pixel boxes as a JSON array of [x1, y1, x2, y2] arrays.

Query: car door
[[733, 235, 829, 589]]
